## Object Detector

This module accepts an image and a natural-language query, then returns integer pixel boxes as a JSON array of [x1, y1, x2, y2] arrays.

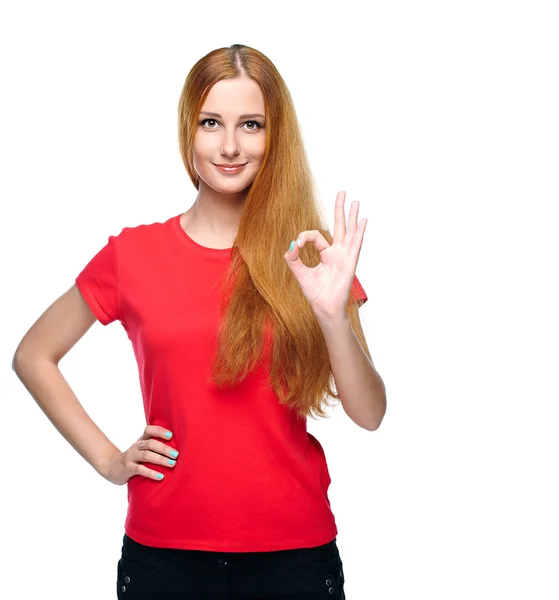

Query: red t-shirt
[[75, 213, 368, 552]]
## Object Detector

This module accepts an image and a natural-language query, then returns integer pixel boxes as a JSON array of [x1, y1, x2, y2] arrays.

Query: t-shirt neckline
[[173, 213, 233, 257]]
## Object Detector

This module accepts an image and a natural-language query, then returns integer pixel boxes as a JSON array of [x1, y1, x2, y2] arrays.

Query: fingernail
[[288, 240, 295, 252], [164, 431, 173, 438], [170, 450, 179, 458], [156, 473, 164, 480], [168, 459, 176, 466]]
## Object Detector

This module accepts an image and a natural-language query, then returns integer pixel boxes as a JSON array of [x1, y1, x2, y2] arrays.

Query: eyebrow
[[200, 111, 266, 120]]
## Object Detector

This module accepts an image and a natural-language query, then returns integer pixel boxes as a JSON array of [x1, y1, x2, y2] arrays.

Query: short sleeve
[[75, 234, 120, 325], [350, 274, 368, 307]]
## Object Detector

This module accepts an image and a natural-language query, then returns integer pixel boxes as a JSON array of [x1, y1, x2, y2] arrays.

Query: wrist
[[95, 445, 122, 479]]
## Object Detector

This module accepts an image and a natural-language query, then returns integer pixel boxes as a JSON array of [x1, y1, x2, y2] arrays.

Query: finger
[[343, 201, 360, 250], [136, 448, 178, 468], [143, 425, 173, 440], [135, 463, 166, 481], [293, 229, 330, 253], [137, 437, 179, 460], [349, 217, 368, 264], [333, 191, 347, 245], [284, 238, 310, 280], [285, 230, 330, 280]]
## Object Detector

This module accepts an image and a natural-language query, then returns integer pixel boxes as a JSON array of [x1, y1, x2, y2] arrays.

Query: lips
[[214, 163, 247, 174]]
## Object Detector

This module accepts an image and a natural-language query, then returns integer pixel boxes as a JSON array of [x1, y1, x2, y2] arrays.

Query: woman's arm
[[12, 285, 121, 478], [318, 312, 387, 431]]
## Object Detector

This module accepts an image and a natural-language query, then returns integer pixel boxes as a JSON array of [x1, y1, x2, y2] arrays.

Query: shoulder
[[116, 214, 175, 245], [112, 215, 177, 270]]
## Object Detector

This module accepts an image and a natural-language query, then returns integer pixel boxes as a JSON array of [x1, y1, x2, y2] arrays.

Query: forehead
[[201, 78, 265, 117]]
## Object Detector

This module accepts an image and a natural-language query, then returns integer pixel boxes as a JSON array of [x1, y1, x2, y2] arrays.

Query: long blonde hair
[[178, 44, 371, 421]]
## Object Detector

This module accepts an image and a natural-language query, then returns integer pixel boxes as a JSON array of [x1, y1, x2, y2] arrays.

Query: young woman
[[13, 44, 386, 599]]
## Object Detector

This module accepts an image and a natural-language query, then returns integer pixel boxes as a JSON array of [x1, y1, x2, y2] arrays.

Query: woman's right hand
[[102, 425, 178, 485]]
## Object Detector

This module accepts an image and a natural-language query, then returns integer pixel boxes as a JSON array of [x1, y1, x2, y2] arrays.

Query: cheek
[[247, 138, 266, 161], [193, 138, 214, 158]]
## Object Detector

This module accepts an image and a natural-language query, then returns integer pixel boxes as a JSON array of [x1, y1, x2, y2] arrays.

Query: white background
[[2, 1, 558, 598]]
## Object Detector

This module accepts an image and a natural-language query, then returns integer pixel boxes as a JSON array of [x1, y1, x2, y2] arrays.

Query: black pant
[[117, 532, 346, 599]]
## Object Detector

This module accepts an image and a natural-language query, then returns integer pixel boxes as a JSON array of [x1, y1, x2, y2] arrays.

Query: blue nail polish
[[164, 431, 172, 438], [170, 450, 178, 458], [156, 473, 164, 480], [168, 459, 176, 466], [289, 240, 295, 252]]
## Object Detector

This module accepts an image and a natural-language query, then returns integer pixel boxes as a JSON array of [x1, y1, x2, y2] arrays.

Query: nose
[[220, 128, 241, 158]]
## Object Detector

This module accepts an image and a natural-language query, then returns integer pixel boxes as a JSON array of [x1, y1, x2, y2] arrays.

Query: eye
[[198, 118, 264, 131], [199, 118, 219, 129], [243, 120, 263, 131]]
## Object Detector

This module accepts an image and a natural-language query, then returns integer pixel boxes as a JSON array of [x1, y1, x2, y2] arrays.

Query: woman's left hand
[[283, 191, 368, 322]]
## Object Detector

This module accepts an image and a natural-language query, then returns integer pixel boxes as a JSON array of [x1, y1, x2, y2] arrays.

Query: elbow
[[12, 338, 29, 372], [339, 384, 387, 432], [365, 418, 383, 432], [365, 398, 387, 432], [12, 351, 22, 372], [12, 350, 27, 375], [344, 404, 385, 432], [12, 348, 35, 374]]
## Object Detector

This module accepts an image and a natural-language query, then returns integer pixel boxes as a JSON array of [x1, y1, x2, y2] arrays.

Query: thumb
[[284, 239, 308, 281], [284, 239, 300, 264]]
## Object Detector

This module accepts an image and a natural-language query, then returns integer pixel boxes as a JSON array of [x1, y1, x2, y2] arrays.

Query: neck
[[185, 180, 247, 236]]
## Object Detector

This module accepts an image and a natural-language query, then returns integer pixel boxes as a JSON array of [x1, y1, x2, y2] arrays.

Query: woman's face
[[193, 77, 266, 193]]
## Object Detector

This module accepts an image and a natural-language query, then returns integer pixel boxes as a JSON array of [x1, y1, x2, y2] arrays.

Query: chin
[[212, 179, 252, 192]]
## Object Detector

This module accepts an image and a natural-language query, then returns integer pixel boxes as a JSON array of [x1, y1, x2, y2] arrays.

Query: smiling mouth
[[214, 163, 248, 173]]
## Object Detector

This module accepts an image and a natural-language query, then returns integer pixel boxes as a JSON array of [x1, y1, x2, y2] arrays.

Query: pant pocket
[[285, 547, 343, 597], [117, 536, 173, 596], [120, 534, 168, 575]]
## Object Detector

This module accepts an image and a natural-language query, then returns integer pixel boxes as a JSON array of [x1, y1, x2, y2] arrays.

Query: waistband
[[122, 533, 339, 568]]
